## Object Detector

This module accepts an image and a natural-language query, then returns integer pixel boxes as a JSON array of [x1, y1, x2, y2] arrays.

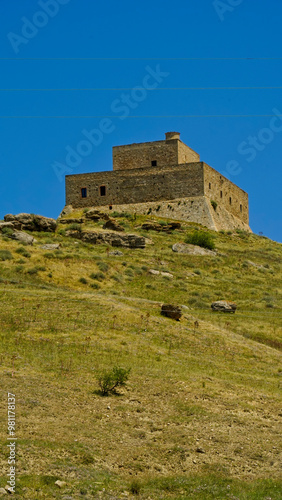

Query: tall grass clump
[[185, 231, 215, 250]]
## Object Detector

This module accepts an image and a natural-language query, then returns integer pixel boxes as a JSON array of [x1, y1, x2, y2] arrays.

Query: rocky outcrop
[[211, 301, 237, 313], [10, 231, 35, 245], [85, 209, 110, 221], [40, 244, 61, 250], [149, 269, 173, 278], [66, 229, 145, 249], [142, 221, 181, 232], [172, 243, 216, 256], [59, 218, 84, 224], [103, 219, 125, 232], [4, 213, 57, 232], [161, 304, 182, 320]]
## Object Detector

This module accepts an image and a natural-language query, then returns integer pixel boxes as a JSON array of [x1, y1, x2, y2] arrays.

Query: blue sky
[[1, 0, 282, 242]]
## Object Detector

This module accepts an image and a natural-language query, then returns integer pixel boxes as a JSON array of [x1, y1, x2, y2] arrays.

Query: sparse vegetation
[[96, 366, 131, 395], [185, 230, 215, 250], [0, 208, 281, 499]]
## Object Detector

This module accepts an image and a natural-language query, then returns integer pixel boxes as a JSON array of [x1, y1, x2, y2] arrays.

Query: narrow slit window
[[209, 183, 211, 189], [229, 197, 232, 205], [151, 160, 157, 166], [220, 190, 223, 198], [81, 187, 87, 198], [100, 185, 106, 196], [240, 204, 242, 212]]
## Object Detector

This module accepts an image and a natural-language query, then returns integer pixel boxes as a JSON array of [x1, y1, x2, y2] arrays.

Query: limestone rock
[[59, 205, 73, 217], [40, 244, 60, 250], [161, 304, 182, 320], [149, 269, 173, 278], [0, 222, 14, 231], [109, 250, 123, 256], [103, 219, 125, 232], [59, 218, 83, 224], [211, 301, 237, 313], [85, 209, 110, 221], [10, 231, 35, 245], [66, 230, 145, 249], [55, 480, 67, 488], [144, 237, 154, 245], [0, 487, 7, 495], [4, 213, 57, 232], [172, 243, 216, 256], [141, 222, 163, 231]]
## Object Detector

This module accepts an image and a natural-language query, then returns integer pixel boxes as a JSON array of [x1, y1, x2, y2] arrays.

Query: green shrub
[[15, 247, 31, 258], [97, 261, 109, 272], [68, 223, 82, 231], [90, 272, 105, 281], [96, 366, 131, 395], [79, 277, 88, 284], [185, 231, 215, 250], [1, 227, 14, 236], [0, 250, 13, 261], [129, 479, 141, 495], [91, 283, 100, 289], [27, 267, 39, 275], [211, 200, 217, 211]]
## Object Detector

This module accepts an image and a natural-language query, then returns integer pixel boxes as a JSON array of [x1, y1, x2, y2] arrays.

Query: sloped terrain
[[0, 211, 281, 499]]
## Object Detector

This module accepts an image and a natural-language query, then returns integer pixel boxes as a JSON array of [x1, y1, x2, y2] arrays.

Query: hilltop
[[0, 210, 281, 499]]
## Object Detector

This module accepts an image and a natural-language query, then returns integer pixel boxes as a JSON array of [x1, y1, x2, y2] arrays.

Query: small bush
[[15, 247, 31, 258], [96, 366, 131, 395], [97, 261, 109, 272], [130, 479, 141, 495], [90, 272, 105, 281], [185, 231, 215, 250], [68, 223, 82, 231], [1, 227, 14, 236], [91, 283, 100, 289], [0, 250, 13, 261], [79, 277, 88, 284], [211, 200, 217, 211], [27, 267, 39, 275]]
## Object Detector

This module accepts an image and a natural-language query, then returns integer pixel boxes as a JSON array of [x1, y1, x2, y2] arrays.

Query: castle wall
[[112, 140, 178, 171], [177, 140, 200, 164], [65, 163, 205, 208], [203, 164, 249, 225]]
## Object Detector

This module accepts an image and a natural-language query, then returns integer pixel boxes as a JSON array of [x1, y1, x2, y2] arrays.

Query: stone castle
[[65, 132, 250, 232]]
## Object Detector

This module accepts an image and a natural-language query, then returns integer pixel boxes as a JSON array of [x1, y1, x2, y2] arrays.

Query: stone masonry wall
[[177, 140, 200, 164], [203, 164, 249, 225], [112, 140, 178, 171], [85, 197, 251, 232], [66, 163, 205, 208]]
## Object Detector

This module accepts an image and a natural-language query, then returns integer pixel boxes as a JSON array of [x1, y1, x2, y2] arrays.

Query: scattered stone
[[59, 205, 73, 217], [103, 219, 125, 232], [211, 301, 237, 313], [4, 213, 57, 232], [0, 488, 7, 495], [149, 269, 173, 278], [10, 231, 34, 245], [161, 304, 182, 320], [172, 243, 216, 256], [109, 250, 123, 256], [85, 209, 110, 221], [196, 447, 205, 453], [144, 237, 154, 245], [0, 222, 14, 230], [40, 244, 61, 250], [66, 230, 145, 249], [55, 480, 67, 489], [246, 260, 265, 269], [59, 218, 83, 224], [142, 221, 181, 232]]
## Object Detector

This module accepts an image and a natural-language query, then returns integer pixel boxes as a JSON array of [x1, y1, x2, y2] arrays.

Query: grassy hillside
[[0, 211, 281, 499]]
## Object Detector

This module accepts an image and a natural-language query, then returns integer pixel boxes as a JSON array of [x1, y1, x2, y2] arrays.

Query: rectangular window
[[240, 204, 242, 212], [209, 183, 211, 189], [100, 185, 106, 196], [229, 197, 232, 205], [151, 160, 157, 166], [81, 187, 87, 198], [220, 191, 223, 198]]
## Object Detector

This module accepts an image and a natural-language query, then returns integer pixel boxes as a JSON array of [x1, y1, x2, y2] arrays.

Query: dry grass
[[0, 212, 281, 498]]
